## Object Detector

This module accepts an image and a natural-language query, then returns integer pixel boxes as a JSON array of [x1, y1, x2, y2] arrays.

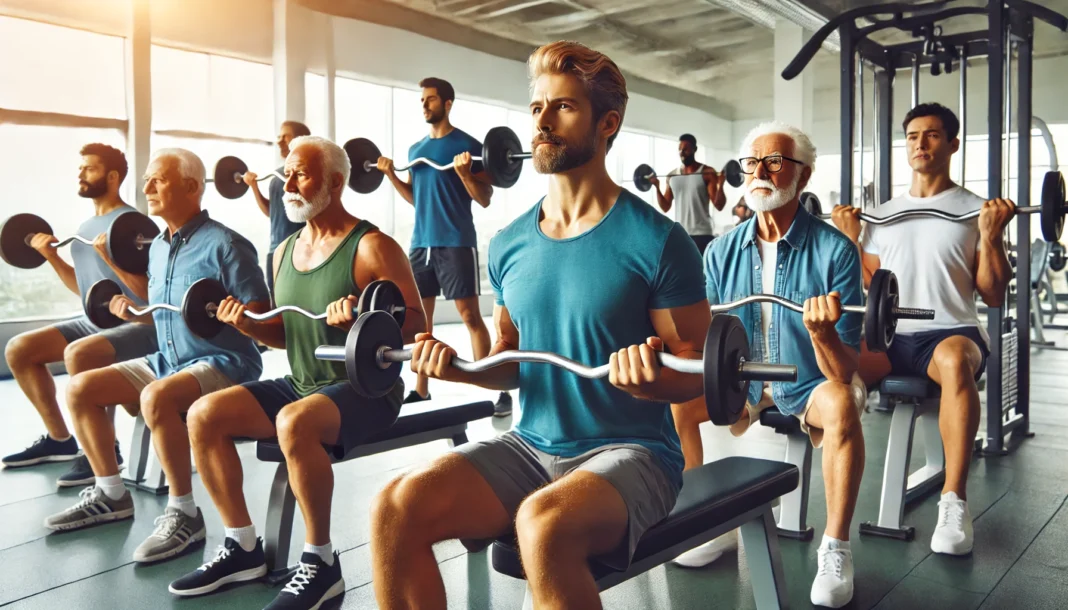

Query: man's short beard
[[532, 124, 597, 174], [424, 107, 445, 125], [284, 183, 332, 223], [744, 173, 801, 213], [78, 178, 107, 199]]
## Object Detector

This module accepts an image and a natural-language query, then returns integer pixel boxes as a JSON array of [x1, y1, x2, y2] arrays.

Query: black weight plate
[[357, 280, 384, 318], [0, 213, 53, 269], [483, 126, 524, 188], [723, 159, 744, 188], [107, 211, 159, 275], [213, 156, 250, 200], [1041, 170, 1065, 243], [344, 138, 385, 194], [800, 192, 823, 217], [632, 164, 655, 193], [1051, 243, 1067, 272], [703, 315, 751, 426], [182, 278, 228, 339], [346, 310, 404, 398], [84, 279, 125, 330], [369, 280, 407, 328], [864, 269, 895, 353]]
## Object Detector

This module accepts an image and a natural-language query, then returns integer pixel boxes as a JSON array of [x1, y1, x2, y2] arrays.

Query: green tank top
[[277, 220, 374, 396]]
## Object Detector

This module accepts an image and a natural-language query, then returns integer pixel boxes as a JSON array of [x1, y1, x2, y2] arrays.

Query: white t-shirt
[[757, 237, 778, 386], [861, 186, 988, 342]]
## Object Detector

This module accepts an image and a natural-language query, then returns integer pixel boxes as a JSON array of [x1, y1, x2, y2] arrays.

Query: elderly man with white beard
[[170, 136, 426, 610], [669, 122, 867, 609]]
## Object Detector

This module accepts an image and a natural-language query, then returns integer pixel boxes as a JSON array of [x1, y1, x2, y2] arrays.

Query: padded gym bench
[[257, 398, 494, 583], [860, 376, 945, 539], [491, 457, 798, 610], [758, 410, 814, 540]]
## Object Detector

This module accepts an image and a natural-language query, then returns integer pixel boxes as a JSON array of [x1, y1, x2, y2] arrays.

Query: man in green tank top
[[170, 136, 426, 609]]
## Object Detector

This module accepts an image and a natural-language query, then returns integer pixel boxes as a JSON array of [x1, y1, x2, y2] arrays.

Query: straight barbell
[[345, 126, 531, 193], [708, 269, 933, 352], [1, 212, 160, 274], [314, 284, 798, 426], [629, 160, 746, 193]]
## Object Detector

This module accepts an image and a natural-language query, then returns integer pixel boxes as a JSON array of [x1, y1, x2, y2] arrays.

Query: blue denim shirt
[[145, 210, 269, 384], [704, 207, 863, 415]]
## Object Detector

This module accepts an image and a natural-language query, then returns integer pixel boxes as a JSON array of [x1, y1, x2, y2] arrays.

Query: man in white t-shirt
[[832, 103, 1014, 557]]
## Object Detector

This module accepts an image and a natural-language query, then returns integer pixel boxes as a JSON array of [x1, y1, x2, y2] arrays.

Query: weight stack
[[1001, 328, 1019, 415]]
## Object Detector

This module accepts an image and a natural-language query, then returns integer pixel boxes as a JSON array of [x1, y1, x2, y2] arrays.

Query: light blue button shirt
[[145, 210, 268, 384], [704, 206, 863, 415]]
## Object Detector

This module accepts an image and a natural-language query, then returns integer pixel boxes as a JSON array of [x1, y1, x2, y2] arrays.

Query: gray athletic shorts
[[454, 431, 679, 570], [53, 316, 159, 362]]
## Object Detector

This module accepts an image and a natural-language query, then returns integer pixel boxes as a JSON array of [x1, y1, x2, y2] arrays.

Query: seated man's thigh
[[801, 377, 866, 446], [316, 381, 401, 452], [276, 394, 342, 447], [70, 365, 143, 412], [187, 384, 278, 441], [927, 334, 984, 384]]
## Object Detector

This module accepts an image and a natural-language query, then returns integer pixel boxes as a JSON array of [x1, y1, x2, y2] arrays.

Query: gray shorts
[[454, 431, 679, 570], [53, 316, 159, 362]]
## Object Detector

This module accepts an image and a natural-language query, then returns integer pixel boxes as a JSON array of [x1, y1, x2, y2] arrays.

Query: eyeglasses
[[738, 155, 806, 174]]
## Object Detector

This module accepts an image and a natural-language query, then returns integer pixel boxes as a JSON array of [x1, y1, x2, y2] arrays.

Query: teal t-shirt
[[408, 128, 482, 249], [488, 190, 707, 489]]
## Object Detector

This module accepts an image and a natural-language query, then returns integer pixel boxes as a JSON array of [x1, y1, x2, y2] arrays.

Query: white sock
[[821, 535, 849, 551], [167, 493, 197, 518], [304, 541, 335, 566], [226, 525, 258, 553], [49, 434, 72, 442], [96, 474, 126, 500]]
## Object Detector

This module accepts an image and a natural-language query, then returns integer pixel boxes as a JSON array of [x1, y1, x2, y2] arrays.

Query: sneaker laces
[[26, 434, 49, 450], [817, 548, 845, 578], [198, 545, 232, 572], [281, 562, 319, 595], [938, 499, 965, 529], [150, 511, 182, 540], [73, 486, 102, 510]]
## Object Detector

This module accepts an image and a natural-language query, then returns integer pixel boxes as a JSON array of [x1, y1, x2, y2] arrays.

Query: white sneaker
[[810, 541, 854, 608], [672, 529, 739, 568], [931, 491, 973, 555]]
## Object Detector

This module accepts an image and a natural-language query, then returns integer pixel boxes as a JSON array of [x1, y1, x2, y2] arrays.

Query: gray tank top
[[668, 164, 713, 236], [72, 206, 148, 306]]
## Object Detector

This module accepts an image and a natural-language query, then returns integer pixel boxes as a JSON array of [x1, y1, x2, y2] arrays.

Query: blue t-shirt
[[489, 190, 707, 490], [71, 205, 148, 309], [146, 210, 269, 385], [268, 166, 304, 251], [408, 129, 482, 249]]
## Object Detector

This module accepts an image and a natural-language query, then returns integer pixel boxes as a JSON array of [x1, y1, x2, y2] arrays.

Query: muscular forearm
[[45, 255, 79, 295], [462, 175, 492, 208], [976, 235, 1012, 306], [809, 331, 858, 384], [235, 321, 287, 349], [388, 173, 414, 205], [655, 188, 671, 213], [109, 267, 149, 302], [633, 350, 704, 403], [450, 339, 520, 391]]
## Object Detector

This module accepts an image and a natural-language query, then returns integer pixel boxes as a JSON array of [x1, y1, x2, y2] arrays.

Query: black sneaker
[[57, 441, 123, 488], [402, 390, 430, 404], [168, 537, 267, 597], [264, 552, 344, 610], [2, 435, 79, 467], [493, 392, 513, 417]]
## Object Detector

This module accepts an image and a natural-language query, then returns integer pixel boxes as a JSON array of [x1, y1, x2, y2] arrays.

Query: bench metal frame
[[122, 414, 168, 495], [860, 390, 945, 540], [771, 426, 814, 540], [515, 503, 787, 610], [263, 422, 472, 584]]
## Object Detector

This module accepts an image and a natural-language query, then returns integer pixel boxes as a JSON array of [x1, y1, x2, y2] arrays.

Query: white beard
[[744, 176, 799, 213], [284, 186, 331, 223]]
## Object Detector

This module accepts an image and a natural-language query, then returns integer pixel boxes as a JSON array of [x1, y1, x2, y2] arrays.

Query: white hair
[[288, 135, 351, 190], [738, 121, 817, 169], [151, 148, 206, 201]]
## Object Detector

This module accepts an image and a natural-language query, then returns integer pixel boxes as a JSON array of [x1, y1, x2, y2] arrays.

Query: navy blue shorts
[[409, 247, 480, 301], [242, 377, 403, 459], [887, 326, 989, 381]]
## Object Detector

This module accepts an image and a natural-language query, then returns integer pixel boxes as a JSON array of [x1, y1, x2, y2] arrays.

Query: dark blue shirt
[[268, 166, 304, 251], [408, 129, 482, 249], [704, 207, 863, 415], [146, 210, 269, 384], [489, 190, 706, 490]]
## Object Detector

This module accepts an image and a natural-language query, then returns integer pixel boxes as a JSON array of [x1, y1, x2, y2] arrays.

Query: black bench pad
[[759, 409, 802, 433], [880, 376, 940, 399], [256, 399, 494, 463], [492, 457, 798, 581]]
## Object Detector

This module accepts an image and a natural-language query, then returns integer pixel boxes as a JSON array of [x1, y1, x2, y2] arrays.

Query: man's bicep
[[650, 301, 710, 356], [493, 304, 520, 351]]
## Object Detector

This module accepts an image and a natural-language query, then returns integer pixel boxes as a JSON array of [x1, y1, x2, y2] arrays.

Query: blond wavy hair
[[528, 41, 628, 150]]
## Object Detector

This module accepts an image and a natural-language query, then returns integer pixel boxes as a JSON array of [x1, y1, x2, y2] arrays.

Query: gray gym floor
[[0, 319, 1066, 610]]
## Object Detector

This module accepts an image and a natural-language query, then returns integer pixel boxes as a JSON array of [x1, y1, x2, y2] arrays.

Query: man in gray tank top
[[2, 144, 158, 487], [649, 134, 727, 254]]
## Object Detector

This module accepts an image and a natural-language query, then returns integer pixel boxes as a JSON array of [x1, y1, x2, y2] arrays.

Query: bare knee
[[456, 302, 483, 328], [515, 493, 574, 557], [187, 395, 224, 445], [65, 372, 96, 414], [139, 384, 170, 430], [814, 382, 862, 442], [371, 473, 440, 540], [5, 333, 40, 368], [275, 407, 317, 455], [672, 399, 708, 429], [931, 348, 977, 387], [63, 338, 107, 375]]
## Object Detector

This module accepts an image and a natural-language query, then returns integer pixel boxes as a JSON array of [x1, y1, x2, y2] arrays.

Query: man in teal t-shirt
[[377, 77, 513, 416], [371, 42, 711, 610]]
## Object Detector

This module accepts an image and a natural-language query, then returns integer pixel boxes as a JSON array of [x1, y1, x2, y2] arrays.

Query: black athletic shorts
[[887, 326, 989, 381], [242, 377, 403, 459], [409, 247, 480, 300], [690, 234, 714, 255]]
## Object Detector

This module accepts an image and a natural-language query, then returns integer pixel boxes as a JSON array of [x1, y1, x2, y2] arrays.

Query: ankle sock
[[226, 525, 258, 552], [95, 474, 126, 500], [303, 541, 334, 565]]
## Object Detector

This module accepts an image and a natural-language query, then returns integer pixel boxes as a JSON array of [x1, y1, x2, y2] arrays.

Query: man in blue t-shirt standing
[[376, 78, 512, 416], [370, 42, 710, 610]]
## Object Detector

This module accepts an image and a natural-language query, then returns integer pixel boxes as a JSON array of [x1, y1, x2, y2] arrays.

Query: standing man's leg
[[407, 247, 440, 402], [413, 295, 437, 400], [2, 326, 77, 465]]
